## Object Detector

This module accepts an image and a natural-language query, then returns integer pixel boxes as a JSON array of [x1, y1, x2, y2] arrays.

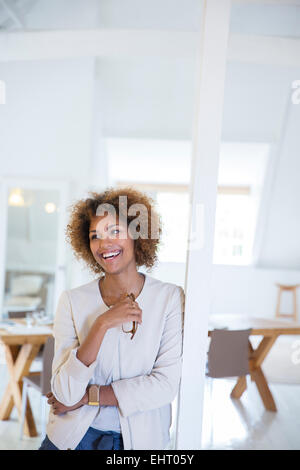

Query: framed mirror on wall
[[0, 178, 69, 321]]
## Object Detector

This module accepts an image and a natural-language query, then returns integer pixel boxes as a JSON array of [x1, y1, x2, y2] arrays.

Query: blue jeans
[[39, 427, 124, 450]]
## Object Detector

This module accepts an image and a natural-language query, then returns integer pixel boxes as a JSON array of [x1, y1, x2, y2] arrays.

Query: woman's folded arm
[[51, 291, 99, 406]]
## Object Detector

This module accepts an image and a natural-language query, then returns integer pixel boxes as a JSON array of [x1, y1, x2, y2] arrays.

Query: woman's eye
[[110, 229, 120, 237], [90, 229, 120, 240]]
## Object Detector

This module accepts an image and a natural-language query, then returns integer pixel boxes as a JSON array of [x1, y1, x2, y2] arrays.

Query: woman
[[39, 186, 185, 450]]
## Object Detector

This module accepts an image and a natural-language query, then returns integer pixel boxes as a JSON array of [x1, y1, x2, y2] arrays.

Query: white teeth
[[102, 250, 121, 259]]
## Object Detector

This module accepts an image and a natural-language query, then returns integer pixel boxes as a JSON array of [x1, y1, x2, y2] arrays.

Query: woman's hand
[[46, 392, 88, 415], [98, 295, 143, 331], [77, 295, 142, 367]]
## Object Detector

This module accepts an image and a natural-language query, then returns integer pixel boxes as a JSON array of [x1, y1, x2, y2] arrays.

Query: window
[[116, 182, 259, 266], [213, 188, 256, 265], [156, 191, 189, 263], [116, 182, 190, 263]]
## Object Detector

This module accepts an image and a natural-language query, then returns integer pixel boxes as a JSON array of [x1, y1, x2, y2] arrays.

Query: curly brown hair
[[65, 186, 162, 275]]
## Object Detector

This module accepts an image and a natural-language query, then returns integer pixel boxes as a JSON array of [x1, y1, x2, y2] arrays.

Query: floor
[[201, 377, 300, 450], [0, 362, 48, 450], [1, 363, 300, 450]]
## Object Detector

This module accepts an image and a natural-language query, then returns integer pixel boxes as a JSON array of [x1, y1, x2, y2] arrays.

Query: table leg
[[249, 335, 278, 412], [0, 343, 40, 437], [251, 367, 277, 412], [0, 345, 19, 420], [250, 336, 278, 367], [230, 335, 278, 412], [230, 376, 247, 399], [0, 383, 14, 420]]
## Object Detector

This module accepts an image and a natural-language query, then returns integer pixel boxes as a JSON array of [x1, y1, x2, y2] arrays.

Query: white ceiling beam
[[0, 29, 198, 61], [0, 30, 300, 67]]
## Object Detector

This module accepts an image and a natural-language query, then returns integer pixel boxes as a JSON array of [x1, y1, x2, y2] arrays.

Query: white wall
[[152, 261, 300, 319], [0, 57, 95, 181], [220, 61, 300, 271], [0, 57, 98, 294], [210, 265, 300, 318], [258, 101, 300, 269]]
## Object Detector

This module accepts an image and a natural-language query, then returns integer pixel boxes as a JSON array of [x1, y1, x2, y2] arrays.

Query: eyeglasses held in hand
[[122, 293, 138, 340]]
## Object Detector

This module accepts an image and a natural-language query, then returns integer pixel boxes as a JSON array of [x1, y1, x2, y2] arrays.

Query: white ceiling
[[107, 138, 270, 187], [1, 1, 299, 141], [1, 0, 300, 36], [0, 0, 37, 30], [95, 56, 196, 140], [1, 2, 299, 145], [0, 0, 203, 31]]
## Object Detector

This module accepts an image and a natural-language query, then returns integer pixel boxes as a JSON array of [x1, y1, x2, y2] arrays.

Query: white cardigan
[[47, 273, 185, 450]]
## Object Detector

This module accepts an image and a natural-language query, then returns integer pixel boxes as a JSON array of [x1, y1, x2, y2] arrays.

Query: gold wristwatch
[[88, 384, 100, 406]]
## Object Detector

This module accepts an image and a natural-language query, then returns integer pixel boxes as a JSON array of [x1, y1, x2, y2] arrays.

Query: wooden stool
[[275, 284, 300, 322]]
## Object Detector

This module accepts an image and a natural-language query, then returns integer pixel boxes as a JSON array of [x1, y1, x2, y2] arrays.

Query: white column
[[0, 182, 8, 319], [176, 0, 231, 450]]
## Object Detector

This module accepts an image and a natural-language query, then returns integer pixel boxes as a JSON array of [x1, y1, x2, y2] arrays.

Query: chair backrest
[[41, 335, 55, 395], [207, 329, 251, 378]]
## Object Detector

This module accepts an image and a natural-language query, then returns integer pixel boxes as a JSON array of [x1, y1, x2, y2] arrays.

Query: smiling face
[[89, 213, 136, 275]]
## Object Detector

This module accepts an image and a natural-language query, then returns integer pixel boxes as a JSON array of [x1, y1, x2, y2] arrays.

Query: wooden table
[[0, 319, 53, 437], [208, 315, 300, 412]]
